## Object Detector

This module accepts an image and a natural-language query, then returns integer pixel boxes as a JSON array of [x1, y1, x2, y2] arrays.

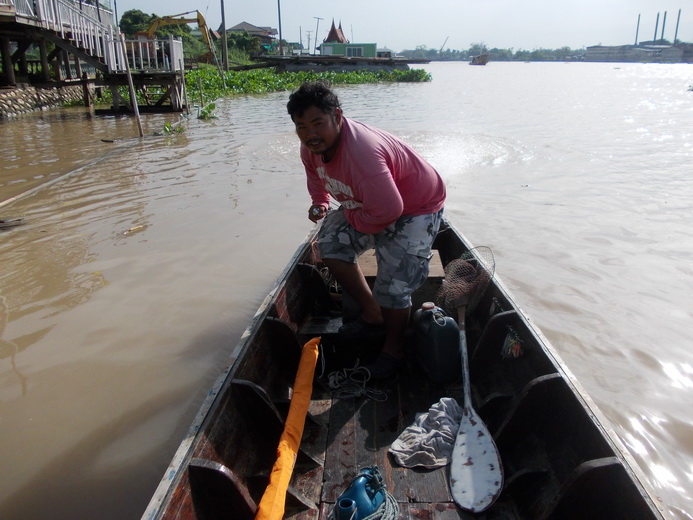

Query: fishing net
[[436, 246, 496, 317]]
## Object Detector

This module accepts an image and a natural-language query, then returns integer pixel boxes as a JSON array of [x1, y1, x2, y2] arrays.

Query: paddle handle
[[457, 306, 471, 407]]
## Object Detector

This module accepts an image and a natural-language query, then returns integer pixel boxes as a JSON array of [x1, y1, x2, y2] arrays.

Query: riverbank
[[0, 84, 87, 119], [0, 68, 432, 119]]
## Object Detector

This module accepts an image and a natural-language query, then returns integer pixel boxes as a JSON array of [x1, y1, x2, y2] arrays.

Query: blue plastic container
[[334, 467, 386, 520]]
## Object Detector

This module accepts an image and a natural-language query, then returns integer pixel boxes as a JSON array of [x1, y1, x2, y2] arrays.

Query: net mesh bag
[[436, 246, 495, 317]]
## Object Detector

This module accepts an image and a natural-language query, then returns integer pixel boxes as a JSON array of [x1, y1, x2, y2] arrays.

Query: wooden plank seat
[[357, 249, 445, 278]]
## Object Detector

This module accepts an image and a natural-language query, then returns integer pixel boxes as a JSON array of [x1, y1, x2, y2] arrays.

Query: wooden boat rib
[[142, 218, 665, 519]]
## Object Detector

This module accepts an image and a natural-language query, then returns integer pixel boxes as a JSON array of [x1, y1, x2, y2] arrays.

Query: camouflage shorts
[[317, 208, 444, 309]]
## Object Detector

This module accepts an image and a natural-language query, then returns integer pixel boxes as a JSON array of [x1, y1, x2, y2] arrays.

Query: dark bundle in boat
[[142, 218, 665, 520], [469, 54, 490, 66]]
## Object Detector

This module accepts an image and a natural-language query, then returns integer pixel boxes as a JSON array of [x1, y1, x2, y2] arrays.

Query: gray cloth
[[389, 397, 463, 469]]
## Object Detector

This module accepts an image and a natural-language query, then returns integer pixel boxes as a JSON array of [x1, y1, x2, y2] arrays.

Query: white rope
[[326, 362, 388, 401], [327, 493, 399, 520], [327, 481, 400, 520], [361, 492, 399, 520]]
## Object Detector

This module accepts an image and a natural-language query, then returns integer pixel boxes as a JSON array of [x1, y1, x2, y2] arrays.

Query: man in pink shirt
[[287, 81, 446, 379]]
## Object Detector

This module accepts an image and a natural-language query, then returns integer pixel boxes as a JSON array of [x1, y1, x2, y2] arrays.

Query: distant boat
[[470, 53, 489, 65]]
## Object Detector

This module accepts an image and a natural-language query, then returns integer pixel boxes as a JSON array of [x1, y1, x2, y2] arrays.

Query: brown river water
[[1, 62, 692, 519]]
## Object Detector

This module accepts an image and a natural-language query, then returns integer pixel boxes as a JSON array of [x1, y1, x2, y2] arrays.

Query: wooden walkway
[[1, 0, 186, 112]]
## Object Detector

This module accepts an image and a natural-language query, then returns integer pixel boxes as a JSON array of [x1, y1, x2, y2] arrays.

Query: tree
[[226, 31, 262, 55], [118, 8, 215, 63], [119, 9, 196, 39], [468, 42, 488, 56], [119, 9, 155, 37], [398, 43, 587, 62], [489, 48, 513, 61]]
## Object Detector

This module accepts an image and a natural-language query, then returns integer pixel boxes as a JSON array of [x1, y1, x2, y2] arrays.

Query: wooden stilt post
[[39, 39, 50, 82], [62, 50, 73, 80], [120, 33, 144, 138], [110, 86, 120, 111], [82, 72, 92, 107], [180, 59, 190, 115], [1, 37, 16, 85], [19, 52, 28, 77], [198, 76, 204, 108]]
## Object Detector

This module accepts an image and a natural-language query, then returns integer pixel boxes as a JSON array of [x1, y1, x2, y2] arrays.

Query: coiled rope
[[361, 492, 399, 520], [327, 466, 400, 520], [327, 493, 399, 520], [326, 363, 388, 402]]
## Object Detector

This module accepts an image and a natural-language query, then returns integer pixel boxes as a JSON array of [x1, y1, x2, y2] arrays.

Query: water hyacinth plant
[[184, 68, 432, 107], [63, 67, 431, 112]]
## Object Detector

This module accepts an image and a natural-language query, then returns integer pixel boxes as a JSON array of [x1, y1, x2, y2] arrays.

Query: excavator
[[135, 10, 220, 65]]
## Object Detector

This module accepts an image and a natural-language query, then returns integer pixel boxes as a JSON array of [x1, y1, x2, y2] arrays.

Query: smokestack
[[635, 14, 641, 45], [653, 12, 659, 41], [673, 9, 682, 45], [661, 11, 667, 42]]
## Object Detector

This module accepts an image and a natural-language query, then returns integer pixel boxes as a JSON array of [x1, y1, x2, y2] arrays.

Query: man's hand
[[309, 204, 327, 223]]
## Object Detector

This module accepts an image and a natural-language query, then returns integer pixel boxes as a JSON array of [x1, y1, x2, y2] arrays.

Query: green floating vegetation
[[63, 68, 430, 111], [186, 67, 432, 107], [161, 121, 185, 134], [196, 102, 218, 120]]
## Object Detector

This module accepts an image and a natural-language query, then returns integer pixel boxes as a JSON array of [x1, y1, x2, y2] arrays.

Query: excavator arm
[[142, 10, 215, 55]]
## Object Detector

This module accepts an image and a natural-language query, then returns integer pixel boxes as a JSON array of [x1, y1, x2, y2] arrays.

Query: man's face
[[293, 105, 342, 160]]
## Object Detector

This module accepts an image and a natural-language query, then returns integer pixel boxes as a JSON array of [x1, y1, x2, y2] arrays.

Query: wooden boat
[[470, 54, 490, 65], [142, 218, 665, 519], [0, 217, 24, 229]]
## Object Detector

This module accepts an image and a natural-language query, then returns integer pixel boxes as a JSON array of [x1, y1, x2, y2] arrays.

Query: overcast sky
[[113, 0, 691, 51]]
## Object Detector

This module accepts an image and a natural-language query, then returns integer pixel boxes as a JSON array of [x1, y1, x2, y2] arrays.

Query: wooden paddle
[[443, 255, 503, 512]]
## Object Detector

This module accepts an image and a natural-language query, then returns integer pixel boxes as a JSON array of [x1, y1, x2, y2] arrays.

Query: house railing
[[1, 0, 115, 59], [1, 0, 185, 74], [23, 58, 97, 76], [107, 36, 184, 73], [1, 0, 115, 26]]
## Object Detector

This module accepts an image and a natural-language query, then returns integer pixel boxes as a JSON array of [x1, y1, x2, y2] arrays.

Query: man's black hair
[[287, 81, 341, 120]]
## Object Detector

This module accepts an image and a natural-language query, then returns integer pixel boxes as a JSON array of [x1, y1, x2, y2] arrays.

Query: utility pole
[[313, 16, 323, 54], [220, 0, 228, 69], [277, 0, 284, 56]]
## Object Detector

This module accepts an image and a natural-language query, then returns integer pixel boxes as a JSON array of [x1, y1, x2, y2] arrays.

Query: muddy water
[[1, 62, 692, 519]]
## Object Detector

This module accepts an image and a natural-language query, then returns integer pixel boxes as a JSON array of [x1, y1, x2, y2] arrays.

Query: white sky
[[113, 0, 692, 51]]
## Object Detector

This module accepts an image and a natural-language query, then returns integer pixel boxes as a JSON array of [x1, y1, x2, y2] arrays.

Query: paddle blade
[[449, 408, 503, 512]]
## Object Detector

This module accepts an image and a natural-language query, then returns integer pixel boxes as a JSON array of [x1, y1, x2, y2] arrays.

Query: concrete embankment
[[0, 85, 86, 118]]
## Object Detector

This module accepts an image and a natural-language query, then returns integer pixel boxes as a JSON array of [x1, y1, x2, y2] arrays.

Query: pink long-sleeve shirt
[[300, 117, 446, 234]]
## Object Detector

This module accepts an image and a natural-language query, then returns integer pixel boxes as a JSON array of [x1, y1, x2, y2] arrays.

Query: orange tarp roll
[[254, 337, 320, 520]]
